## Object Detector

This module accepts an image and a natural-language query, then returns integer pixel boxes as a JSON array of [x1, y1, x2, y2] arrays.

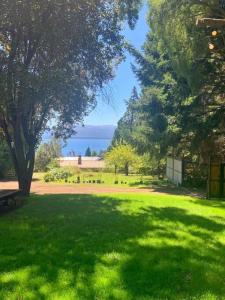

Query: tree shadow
[[0, 194, 225, 299], [190, 198, 225, 208], [130, 179, 206, 198]]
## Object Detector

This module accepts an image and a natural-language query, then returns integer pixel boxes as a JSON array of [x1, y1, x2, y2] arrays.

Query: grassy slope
[[0, 193, 225, 299]]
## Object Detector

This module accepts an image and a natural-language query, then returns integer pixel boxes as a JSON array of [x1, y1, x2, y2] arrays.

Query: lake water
[[61, 138, 112, 156]]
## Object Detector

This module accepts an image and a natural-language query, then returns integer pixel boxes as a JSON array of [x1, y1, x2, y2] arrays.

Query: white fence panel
[[166, 157, 183, 186]]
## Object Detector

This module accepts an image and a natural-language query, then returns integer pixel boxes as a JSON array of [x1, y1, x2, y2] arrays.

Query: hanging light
[[209, 42, 215, 50], [212, 30, 218, 36]]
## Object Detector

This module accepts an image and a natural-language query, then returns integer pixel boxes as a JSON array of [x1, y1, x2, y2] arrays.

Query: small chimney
[[78, 155, 82, 165]]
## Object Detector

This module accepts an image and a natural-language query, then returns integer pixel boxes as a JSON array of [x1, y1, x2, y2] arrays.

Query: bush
[[35, 138, 62, 172], [63, 166, 81, 176], [44, 168, 73, 182], [43, 173, 55, 183], [47, 159, 60, 170]]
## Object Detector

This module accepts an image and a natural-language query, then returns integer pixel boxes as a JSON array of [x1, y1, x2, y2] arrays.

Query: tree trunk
[[115, 165, 117, 175], [2, 121, 36, 196], [157, 161, 161, 179], [125, 163, 129, 176], [17, 153, 35, 196]]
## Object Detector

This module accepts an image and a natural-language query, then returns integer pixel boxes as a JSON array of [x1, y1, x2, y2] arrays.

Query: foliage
[[0, 133, 13, 178], [85, 147, 91, 157], [1, 193, 225, 299], [46, 158, 60, 171], [43, 167, 73, 182], [35, 138, 62, 172], [105, 144, 139, 175], [133, 153, 166, 177], [112, 87, 139, 146], [113, 0, 225, 181], [91, 150, 98, 157], [148, 0, 225, 161], [0, 0, 142, 195]]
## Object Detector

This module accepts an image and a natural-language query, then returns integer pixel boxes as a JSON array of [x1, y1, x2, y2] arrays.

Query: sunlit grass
[[35, 171, 166, 188], [0, 193, 225, 299]]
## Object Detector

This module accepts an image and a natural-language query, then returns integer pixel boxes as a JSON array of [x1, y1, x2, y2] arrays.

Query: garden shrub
[[44, 168, 73, 182]]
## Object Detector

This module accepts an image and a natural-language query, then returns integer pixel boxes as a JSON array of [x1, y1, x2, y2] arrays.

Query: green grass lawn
[[36, 171, 167, 189], [1, 193, 225, 299]]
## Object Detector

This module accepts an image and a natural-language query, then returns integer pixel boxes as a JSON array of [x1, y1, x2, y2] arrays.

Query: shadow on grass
[[0, 194, 225, 299], [129, 179, 206, 199]]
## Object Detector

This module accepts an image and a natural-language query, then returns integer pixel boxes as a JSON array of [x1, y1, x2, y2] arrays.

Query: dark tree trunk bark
[[125, 163, 129, 176], [157, 161, 161, 179], [2, 119, 36, 196], [17, 152, 35, 196], [115, 165, 117, 175]]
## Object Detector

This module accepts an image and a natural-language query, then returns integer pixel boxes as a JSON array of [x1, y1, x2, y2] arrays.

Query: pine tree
[[85, 147, 91, 157]]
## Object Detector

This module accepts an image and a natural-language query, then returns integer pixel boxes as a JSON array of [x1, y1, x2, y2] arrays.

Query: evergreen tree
[[91, 150, 98, 157], [112, 86, 139, 146], [85, 147, 91, 157]]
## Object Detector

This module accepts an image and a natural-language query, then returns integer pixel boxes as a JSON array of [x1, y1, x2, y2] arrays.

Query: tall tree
[[121, 0, 225, 168], [112, 86, 139, 146], [85, 147, 91, 157], [0, 0, 142, 195], [149, 0, 225, 162]]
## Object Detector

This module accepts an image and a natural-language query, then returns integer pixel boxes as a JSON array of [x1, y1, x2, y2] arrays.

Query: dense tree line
[[113, 0, 225, 178]]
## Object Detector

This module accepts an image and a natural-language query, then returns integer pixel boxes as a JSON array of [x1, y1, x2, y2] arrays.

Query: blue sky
[[84, 3, 149, 126]]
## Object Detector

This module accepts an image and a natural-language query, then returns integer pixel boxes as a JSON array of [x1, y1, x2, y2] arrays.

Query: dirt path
[[0, 180, 204, 198], [0, 180, 156, 195]]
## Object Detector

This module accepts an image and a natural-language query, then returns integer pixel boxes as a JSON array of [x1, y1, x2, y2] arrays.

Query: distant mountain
[[43, 125, 116, 140], [72, 125, 116, 139]]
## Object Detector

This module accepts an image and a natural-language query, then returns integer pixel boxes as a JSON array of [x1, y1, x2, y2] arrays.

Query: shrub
[[43, 173, 55, 183], [63, 166, 81, 176], [44, 168, 73, 182], [35, 138, 62, 172], [47, 159, 60, 170]]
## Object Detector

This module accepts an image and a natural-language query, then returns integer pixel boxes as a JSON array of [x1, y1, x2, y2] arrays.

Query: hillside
[[43, 125, 116, 140]]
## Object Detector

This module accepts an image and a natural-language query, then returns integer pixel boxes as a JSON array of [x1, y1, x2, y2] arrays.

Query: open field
[[0, 193, 225, 299]]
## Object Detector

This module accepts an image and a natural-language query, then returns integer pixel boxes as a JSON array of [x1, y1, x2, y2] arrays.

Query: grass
[[1, 193, 225, 299], [35, 171, 167, 188]]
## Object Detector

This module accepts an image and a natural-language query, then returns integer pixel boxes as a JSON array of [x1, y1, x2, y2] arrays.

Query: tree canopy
[[112, 0, 225, 180], [0, 0, 142, 194], [105, 144, 139, 175]]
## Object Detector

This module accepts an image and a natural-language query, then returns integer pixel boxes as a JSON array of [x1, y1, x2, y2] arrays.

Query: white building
[[58, 156, 105, 170]]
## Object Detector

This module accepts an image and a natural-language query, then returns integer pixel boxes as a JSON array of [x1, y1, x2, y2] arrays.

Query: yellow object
[[5, 44, 11, 53]]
